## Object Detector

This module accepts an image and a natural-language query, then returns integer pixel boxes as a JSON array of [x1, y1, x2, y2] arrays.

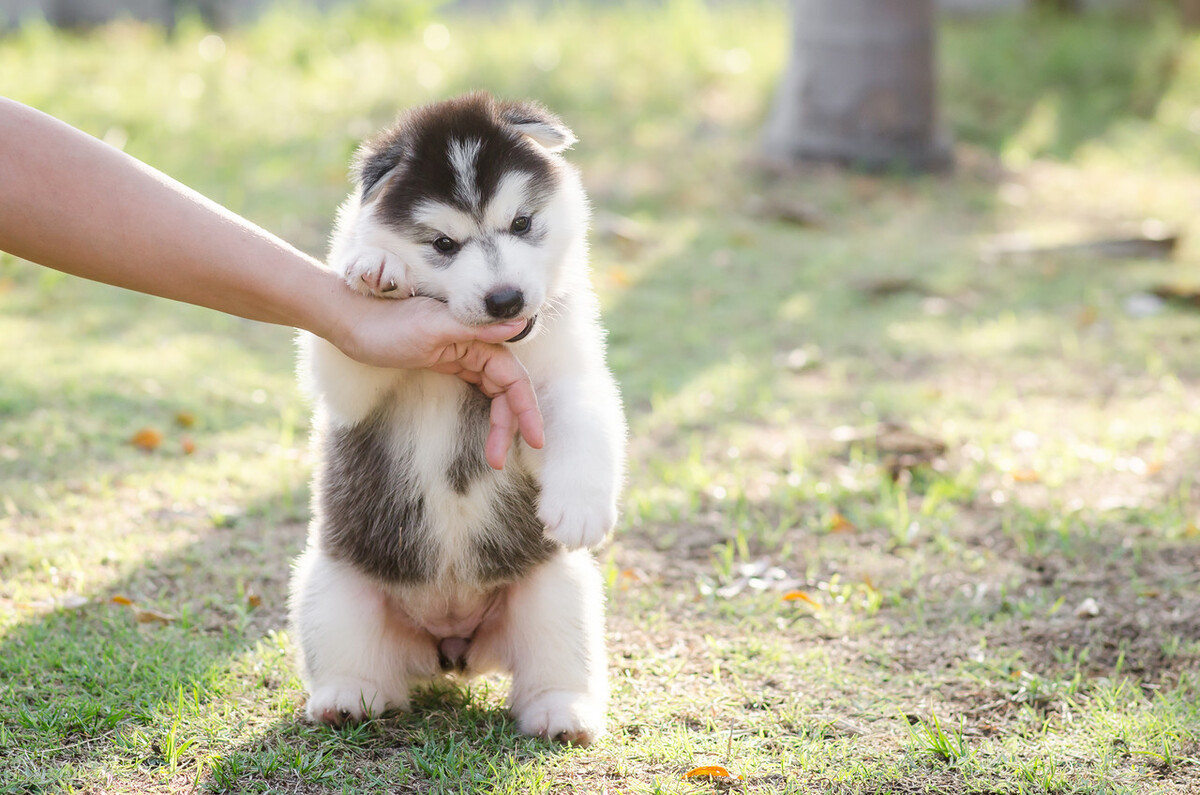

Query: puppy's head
[[351, 92, 587, 337]]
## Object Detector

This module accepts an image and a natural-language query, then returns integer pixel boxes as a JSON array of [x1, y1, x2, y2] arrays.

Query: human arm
[[0, 97, 541, 464]]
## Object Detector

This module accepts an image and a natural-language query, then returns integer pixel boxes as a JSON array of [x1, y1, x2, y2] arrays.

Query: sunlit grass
[[4, 2, 1200, 793]]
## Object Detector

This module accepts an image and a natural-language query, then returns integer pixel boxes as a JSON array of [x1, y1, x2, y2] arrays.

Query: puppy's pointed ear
[[353, 135, 406, 202], [500, 101, 577, 153]]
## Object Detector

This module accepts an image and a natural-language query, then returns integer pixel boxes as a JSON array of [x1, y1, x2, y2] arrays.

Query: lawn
[[2, 2, 1200, 793]]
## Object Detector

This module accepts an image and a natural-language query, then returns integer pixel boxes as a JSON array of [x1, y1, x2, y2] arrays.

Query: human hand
[[333, 296, 543, 469], [0, 99, 539, 468]]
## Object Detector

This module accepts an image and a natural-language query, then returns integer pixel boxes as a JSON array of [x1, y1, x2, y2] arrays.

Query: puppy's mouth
[[505, 315, 537, 343], [407, 288, 538, 341]]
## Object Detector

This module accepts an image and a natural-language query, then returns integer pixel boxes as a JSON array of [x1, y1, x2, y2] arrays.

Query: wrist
[[304, 267, 362, 357]]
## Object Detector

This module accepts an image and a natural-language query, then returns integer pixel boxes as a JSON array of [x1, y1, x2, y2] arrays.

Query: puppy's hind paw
[[336, 245, 410, 299], [514, 690, 606, 747]]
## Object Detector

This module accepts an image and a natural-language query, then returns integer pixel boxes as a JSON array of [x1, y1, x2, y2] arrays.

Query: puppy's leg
[[333, 242, 411, 299], [328, 197, 411, 299], [476, 550, 608, 745], [290, 545, 436, 724], [532, 371, 626, 550]]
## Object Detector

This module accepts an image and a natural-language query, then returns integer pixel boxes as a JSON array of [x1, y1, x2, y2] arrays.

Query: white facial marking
[[485, 172, 535, 230], [448, 138, 483, 209], [412, 200, 476, 243]]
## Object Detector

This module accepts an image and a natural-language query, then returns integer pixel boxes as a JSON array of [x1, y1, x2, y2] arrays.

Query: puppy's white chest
[[310, 367, 556, 590]]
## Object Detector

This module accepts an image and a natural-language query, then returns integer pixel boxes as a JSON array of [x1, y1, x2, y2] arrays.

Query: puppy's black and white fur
[[290, 93, 626, 744]]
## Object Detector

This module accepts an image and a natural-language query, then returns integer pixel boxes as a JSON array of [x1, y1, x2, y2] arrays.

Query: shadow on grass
[[0, 490, 302, 790], [203, 687, 558, 795], [0, 488, 572, 793]]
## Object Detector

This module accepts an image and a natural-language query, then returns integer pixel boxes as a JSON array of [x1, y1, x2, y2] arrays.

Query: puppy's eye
[[432, 236, 459, 254], [511, 215, 532, 235]]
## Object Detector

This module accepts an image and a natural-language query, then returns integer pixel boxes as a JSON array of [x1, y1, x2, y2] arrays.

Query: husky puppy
[[290, 93, 626, 745]]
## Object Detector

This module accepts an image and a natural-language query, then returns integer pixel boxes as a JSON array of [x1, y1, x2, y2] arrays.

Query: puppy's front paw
[[336, 244, 410, 298], [514, 690, 606, 746], [305, 678, 392, 726], [538, 486, 616, 550]]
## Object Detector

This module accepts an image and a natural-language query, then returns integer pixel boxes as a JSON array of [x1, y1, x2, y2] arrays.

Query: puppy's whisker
[[540, 297, 568, 323]]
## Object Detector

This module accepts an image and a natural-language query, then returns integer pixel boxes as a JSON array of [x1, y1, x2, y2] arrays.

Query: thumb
[[411, 299, 526, 345], [470, 318, 530, 345]]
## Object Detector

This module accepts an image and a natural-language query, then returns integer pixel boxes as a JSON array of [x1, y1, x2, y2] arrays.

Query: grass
[[3, 1, 1200, 792]]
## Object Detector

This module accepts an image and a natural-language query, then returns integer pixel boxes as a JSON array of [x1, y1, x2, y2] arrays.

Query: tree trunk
[[1183, 0, 1200, 29], [1032, 0, 1080, 11], [762, 0, 952, 172], [51, 0, 175, 28]]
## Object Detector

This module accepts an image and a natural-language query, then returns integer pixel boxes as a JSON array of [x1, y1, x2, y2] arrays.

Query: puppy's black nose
[[484, 287, 525, 320]]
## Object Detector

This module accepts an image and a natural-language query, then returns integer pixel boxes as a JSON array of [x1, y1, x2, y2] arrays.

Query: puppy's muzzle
[[485, 287, 525, 320]]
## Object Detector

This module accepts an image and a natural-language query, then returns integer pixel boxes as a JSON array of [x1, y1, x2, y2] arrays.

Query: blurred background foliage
[[4, 3, 1200, 792]]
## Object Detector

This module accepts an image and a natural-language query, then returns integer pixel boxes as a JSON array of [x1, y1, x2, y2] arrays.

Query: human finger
[[486, 394, 514, 470], [412, 301, 527, 349], [429, 343, 542, 449], [430, 361, 486, 386], [451, 344, 544, 450], [470, 319, 534, 345], [479, 365, 543, 450]]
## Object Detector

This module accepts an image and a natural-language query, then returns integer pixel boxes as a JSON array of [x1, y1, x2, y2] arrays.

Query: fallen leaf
[[1075, 598, 1100, 619], [619, 568, 648, 585], [593, 211, 650, 257], [175, 411, 196, 428], [110, 594, 134, 606], [134, 608, 176, 625], [130, 427, 163, 452], [746, 194, 827, 227], [60, 593, 88, 610], [984, 225, 1178, 261], [782, 590, 820, 608], [865, 423, 950, 481], [181, 436, 196, 455], [829, 512, 856, 533], [875, 424, 948, 458], [853, 276, 930, 300], [608, 267, 632, 288], [682, 765, 744, 781]]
